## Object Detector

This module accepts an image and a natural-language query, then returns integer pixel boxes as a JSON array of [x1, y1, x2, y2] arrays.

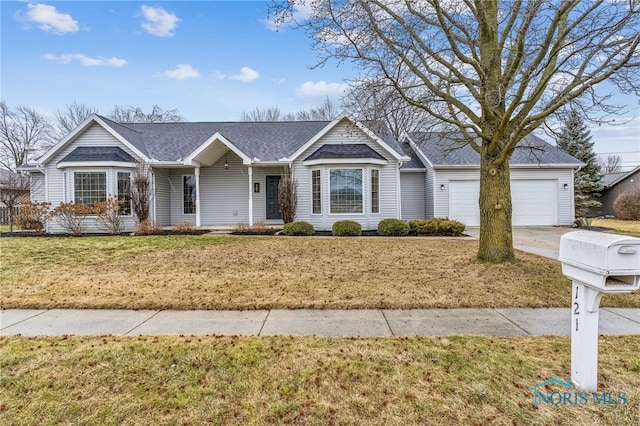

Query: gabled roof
[[408, 132, 582, 167], [602, 165, 640, 188]]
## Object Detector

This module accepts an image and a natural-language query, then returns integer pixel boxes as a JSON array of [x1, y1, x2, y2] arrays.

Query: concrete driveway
[[464, 226, 577, 259]]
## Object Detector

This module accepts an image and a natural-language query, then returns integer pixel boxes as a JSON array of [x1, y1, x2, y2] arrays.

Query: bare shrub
[[134, 219, 163, 236], [93, 197, 124, 235], [50, 202, 95, 236], [131, 163, 151, 223], [16, 201, 51, 233], [175, 221, 194, 232], [278, 167, 297, 224], [613, 187, 640, 220]]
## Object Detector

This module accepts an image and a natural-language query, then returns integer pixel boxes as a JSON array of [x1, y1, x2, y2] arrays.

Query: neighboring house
[[0, 168, 30, 225], [21, 113, 581, 233], [590, 165, 640, 217]]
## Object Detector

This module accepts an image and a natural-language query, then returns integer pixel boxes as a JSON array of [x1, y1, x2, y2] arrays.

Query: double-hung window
[[183, 175, 197, 214], [371, 169, 379, 214], [117, 172, 131, 215], [330, 168, 363, 214], [312, 170, 321, 214], [74, 172, 106, 207]]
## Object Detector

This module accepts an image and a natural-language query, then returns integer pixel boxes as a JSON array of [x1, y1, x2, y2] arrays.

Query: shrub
[[50, 202, 95, 236], [16, 201, 51, 233], [332, 220, 362, 236], [282, 221, 315, 236], [278, 167, 298, 224], [175, 221, 195, 232], [613, 187, 640, 220], [93, 197, 124, 235], [409, 218, 465, 235], [377, 218, 410, 236], [134, 219, 163, 236], [232, 221, 279, 235]]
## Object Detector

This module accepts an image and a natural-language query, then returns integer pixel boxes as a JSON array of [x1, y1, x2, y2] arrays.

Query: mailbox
[[559, 231, 640, 293]]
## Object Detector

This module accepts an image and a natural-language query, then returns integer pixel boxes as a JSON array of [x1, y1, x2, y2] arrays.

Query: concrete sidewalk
[[2, 308, 638, 337]]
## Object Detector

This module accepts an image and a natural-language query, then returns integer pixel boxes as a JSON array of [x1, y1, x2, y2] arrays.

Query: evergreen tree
[[557, 111, 603, 218]]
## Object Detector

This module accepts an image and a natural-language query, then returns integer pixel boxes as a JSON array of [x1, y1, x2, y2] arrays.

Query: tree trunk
[[477, 147, 515, 263]]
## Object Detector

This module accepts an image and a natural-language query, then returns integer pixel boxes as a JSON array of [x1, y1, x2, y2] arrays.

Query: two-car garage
[[447, 178, 565, 227]]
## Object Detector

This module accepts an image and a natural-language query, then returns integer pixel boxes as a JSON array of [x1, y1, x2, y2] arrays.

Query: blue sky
[[1, 1, 638, 169]]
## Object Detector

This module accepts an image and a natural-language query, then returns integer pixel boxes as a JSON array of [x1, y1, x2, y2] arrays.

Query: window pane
[[183, 175, 196, 214], [330, 169, 362, 214], [312, 170, 321, 214], [74, 172, 106, 206], [371, 169, 379, 214], [117, 172, 131, 215]]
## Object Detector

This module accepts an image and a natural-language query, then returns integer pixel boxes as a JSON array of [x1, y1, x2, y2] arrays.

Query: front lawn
[[591, 218, 640, 236], [1, 335, 638, 425], [2, 235, 639, 309]]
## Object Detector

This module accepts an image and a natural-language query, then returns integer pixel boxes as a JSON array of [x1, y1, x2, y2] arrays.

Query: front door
[[266, 176, 282, 220]]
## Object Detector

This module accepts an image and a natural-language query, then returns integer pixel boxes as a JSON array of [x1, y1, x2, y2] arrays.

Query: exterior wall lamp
[[440, 184, 445, 190], [564, 183, 569, 190]]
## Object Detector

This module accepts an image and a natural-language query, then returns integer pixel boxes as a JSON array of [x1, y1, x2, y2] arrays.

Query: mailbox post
[[559, 231, 640, 391]]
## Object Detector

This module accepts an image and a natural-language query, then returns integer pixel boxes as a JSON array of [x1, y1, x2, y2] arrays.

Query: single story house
[[21, 113, 581, 233], [590, 165, 640, 217]]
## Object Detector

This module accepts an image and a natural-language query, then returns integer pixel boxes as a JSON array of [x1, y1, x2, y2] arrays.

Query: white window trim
[[328, 167, 365, 216], [71, 169, 108, 209], [115, 170, 133, 217], [311, 169, 322, 215]]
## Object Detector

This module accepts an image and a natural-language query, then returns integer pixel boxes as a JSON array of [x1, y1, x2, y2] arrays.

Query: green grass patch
[[1, 335, 638, 425]]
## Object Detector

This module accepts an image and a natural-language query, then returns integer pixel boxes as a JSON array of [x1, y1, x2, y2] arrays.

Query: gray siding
[[292, 120, 401, 231], [30, 173, 45, 202], [153, 168, 171, 226], [400, 171, 427, 220], [251, 166, 283, 224]]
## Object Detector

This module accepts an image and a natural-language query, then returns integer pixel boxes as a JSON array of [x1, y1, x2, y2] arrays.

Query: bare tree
[[52, 101, 98, 143], [0, 171, 31, 231], [598, 155, 623, 174], [343, 78, 439, 139], [0, 102, 53, 171], [272, 0, 640, 263], [130, 162, 151, 223], [108, 104, 184, 123], [241, 106, 284, 122]]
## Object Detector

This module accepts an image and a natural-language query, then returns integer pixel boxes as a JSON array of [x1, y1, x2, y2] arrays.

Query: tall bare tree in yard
[[108, 105, 184, 123], [52, 101, 98, 143], [271, 0, 640, 263], [0, 101, 53, 171], [598, 155, 623, 174]]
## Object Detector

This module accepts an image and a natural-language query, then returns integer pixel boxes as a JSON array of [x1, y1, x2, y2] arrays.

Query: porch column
[[195, 166, 201, 228], [248, 165, 253, 226]]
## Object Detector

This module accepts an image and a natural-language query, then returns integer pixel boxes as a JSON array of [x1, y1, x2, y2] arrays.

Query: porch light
[[224, 153, 229, 170], [440, 184, 445, 190], [563, 183, 569, 190]]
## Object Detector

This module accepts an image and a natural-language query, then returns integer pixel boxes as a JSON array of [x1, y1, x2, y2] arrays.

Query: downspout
[[194, 165, 201, 228], [248, 165, 253, 226]]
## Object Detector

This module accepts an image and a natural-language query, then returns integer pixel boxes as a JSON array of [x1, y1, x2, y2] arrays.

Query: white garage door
[[448, 179, 557, 226], [511, 180, 557, 226]]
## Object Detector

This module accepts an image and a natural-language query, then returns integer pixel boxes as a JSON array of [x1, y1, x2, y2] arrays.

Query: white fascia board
[[38, 114, 149, 165], [57, 161, 137, 169], [302, 158, 388, 166], [183, 132, 252, 166], [251, 161, 287, 166], [148, 160, 184, 168]]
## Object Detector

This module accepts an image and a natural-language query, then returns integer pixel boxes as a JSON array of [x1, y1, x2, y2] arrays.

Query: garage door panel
[[448, 179, 557, 227]]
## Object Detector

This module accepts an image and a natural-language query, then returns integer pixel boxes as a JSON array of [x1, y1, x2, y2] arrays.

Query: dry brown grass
[[2, 235, 639, 309], [591, 218, 640, 236], [1, 335, 638, 425]]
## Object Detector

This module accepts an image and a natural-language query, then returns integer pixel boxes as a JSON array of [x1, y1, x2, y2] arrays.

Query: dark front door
[[266, 176, 282, 220]]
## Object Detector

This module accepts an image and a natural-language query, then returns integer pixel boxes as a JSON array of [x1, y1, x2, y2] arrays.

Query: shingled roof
[[304, 144, 386, 161], [408, 132, 582, 166], [59, 146, 137, 163]]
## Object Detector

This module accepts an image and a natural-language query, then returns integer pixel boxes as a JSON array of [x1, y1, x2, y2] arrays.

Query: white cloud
[[214, 67, 260, 82], [44, 53, 126, 67], [163, 64, 200, 80], [140, 5, 179, 37], [23, 3, 79, 34], [295, 81, 348, 98]]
